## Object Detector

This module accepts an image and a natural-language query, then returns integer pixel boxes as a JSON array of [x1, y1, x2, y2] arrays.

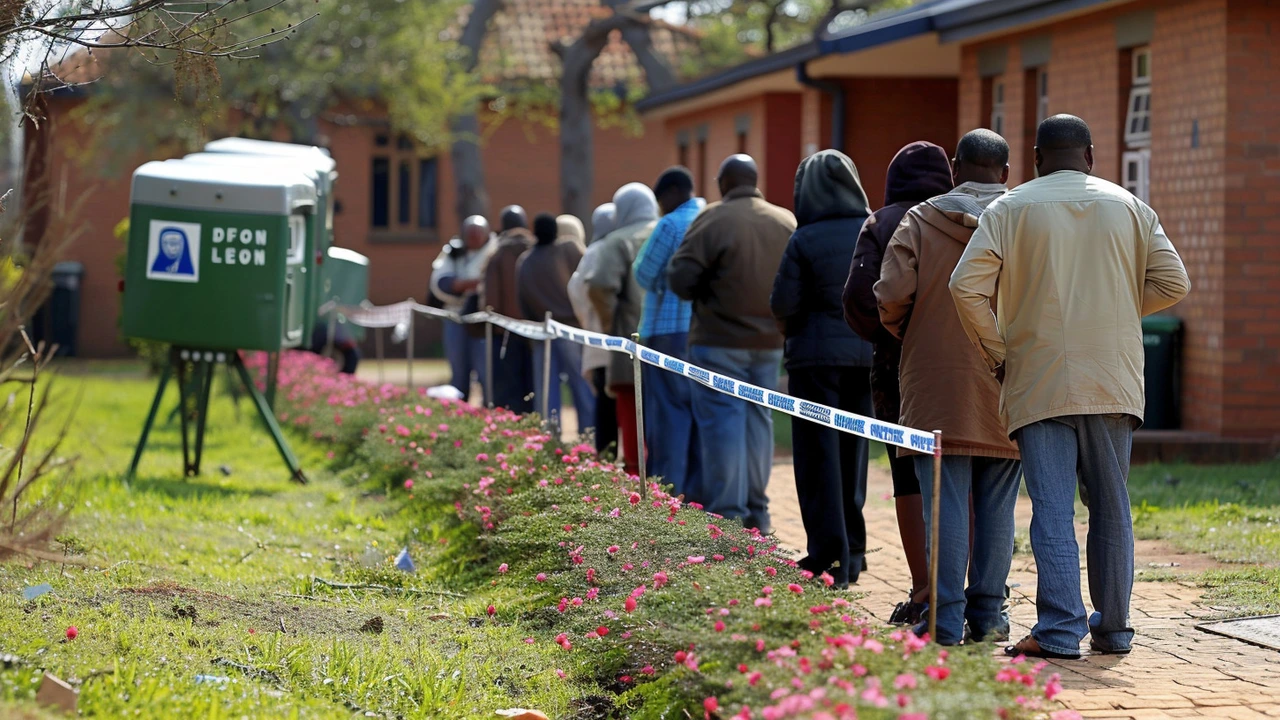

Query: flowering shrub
[[256, 351, 1078, 720]]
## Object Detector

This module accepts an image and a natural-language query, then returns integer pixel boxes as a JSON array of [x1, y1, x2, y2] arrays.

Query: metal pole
[[232, 353, 307, 484], [928, 430, 943, 642], [375, 326, 385, 384], [631, 333, 646, 495], [484, 306, 494, 409], [406, 309, 416, 392], [126, 359, 173, 480], [541, 311, 553, 426]]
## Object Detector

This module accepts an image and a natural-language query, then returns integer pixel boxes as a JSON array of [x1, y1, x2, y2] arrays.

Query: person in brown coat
[[842, 141, 953, 623], [875, 129, 1020, 646], [483, 206, 535, 411]]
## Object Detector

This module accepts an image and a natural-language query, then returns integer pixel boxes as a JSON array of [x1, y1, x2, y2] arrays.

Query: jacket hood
[[885, 141, 954, 207], [915, 182, 1007, 243], [557, 215, 586, 245], [590, 203, 617, 244], [793, 149, 870, 226], [613, 183, 659, 229]]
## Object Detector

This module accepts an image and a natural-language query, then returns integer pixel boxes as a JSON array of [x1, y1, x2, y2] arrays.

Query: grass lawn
[[0, 372, 585, 718], [1128, 460, 1280, 616]]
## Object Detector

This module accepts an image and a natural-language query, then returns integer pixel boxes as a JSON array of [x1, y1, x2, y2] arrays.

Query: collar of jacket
[[723, 186, 764, 202], [918, 182, 1008, 241]]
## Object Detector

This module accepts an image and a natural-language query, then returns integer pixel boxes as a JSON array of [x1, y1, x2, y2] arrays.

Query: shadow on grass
[[126, 474, 278, 500]]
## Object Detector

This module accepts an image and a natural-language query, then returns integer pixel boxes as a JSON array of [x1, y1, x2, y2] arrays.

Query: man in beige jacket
[[950, 115, 1190, 659], [876, 129, 1020, 646]]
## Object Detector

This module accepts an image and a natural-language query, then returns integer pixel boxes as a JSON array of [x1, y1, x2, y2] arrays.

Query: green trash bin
[[320, 246, 370, 341], [1142, 314, 1182, 430]]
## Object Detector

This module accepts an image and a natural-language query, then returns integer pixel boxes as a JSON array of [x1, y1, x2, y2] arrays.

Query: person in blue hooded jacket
[[769, 150, 874, 588]]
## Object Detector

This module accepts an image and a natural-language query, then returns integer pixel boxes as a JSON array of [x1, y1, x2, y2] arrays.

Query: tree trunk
[[449, 0, 502, 230]]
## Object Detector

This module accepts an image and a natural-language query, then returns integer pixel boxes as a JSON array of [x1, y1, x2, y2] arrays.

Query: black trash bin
[[1142, 314, 1181, 430], [30, 261, 84, 357]]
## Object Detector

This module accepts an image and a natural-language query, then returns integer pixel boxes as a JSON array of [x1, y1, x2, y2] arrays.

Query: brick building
[[638, 0, 1280, 441], [24, 0, 695, 358]]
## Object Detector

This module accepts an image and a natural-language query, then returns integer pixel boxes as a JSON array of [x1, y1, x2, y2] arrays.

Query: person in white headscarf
[[582, 183, 660, 476], [569, 204, 619, 456]]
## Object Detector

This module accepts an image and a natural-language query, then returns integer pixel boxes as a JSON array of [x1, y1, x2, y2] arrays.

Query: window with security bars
[[1124, 47, 1152, 147], [1122, 149, 1151, 204]]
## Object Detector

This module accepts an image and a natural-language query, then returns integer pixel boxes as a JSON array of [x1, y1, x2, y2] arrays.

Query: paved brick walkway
[[767, 458, 1280, 719]]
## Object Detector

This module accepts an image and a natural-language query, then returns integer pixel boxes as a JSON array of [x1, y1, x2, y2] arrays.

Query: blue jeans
[[689, 345, 782, 532], [642, 333, 702, 501], [915, 454, 1022, 645], [532, 338, 596, 435], [444, 320, 485, 403], [1015, 414, 1137, 655]]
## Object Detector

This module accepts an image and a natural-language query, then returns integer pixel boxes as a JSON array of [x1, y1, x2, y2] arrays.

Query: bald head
[[1035, 114, 1094, 176], [717, 154, 759, 198], [500, 205, 528, 232], [462, 215, 491, 250]]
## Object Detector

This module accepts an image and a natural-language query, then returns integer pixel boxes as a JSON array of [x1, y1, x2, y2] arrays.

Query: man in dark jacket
[[769, 150, 873, 588], [669, 154, 797, 533], [483, 206, 535, 411], [843, 142, 953, 621]]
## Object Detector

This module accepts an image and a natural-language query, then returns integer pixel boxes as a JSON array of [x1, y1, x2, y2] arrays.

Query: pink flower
[[653, 571, 669, 589], [688, 556, 706, 564], [1044, 674, 1063, 700], [555, 669, 566, 679], [894, 674, 918, 690], [486, 605, 496, 616], [761, 586, 773, 596], [403, 479, 414, 490], [629, 492, 641, 505], [608, 545, 620, 555], [703, 697, 719, 718], [624, 597, 637, 613], [536, 573, 547, 582], [1050, 712, 1083, 720], [498, 563, 508, 574], [765, 567, 777, 576], [754, 597, 772, 607], [925, 665, 951, 681], [787, 583, 804, 594], [641, 665, 655, 675], [714, 621, 726, 632]]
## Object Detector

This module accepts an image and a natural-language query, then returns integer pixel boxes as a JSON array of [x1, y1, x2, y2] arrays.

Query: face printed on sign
[[146, 220, 201, 282]]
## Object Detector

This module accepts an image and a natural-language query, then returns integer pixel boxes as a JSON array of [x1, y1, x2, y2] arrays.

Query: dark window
[[397, 160, 412, 225], [371, 157, 390, 228], [375, 133, 390, 147], [677, 142, 688, 169], [418, 158, 438, 229], [697, 138, 708, 198], [737, 131, 748, 155]]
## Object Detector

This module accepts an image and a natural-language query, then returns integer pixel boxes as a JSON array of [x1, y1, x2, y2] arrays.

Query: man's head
[[462, 215, 491, 250], [500, 205, 528, 232], [532, 213, 559, 246], [1035, 114, 1094, 176], [717, 154, 758, 199], [653, 166, 695, 215], [953, 129, 1010, 186]]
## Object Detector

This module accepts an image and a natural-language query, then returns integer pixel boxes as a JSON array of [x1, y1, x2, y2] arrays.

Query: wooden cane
[[928, 430, 943, 642]]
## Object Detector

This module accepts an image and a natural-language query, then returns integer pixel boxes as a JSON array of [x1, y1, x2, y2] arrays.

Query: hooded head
[[532, 213, 559, 246], [793, 150, 870, 226], [612, 183, 659, 229], [590, 203, 617, 244], [884, 141, 954, 207], [556, 214, 585, 245]]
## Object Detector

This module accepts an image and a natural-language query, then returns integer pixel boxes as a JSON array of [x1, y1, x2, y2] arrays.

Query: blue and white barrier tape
[[330, 301, 935, 454]]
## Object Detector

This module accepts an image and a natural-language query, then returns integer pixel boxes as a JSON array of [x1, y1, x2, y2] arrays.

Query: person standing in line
[[568, 204, 620, 456], [582, 184, 661, 476], [669, 155, 797, 534], [633, 167, 705, 500], [769, 150, 874, 588], [430, 215, 494, 401], [482, 206, 536, 412], [876, 129, 1020, 645], [842, 141, 954, 623], [516, 213, 597, 435], [950, 115, 1190, 659]]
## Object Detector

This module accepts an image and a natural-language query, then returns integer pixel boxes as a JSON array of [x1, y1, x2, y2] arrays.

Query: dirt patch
[[171, 603, 198, 620], [359, 616, 384, 634], [117, 581, 232, 601]]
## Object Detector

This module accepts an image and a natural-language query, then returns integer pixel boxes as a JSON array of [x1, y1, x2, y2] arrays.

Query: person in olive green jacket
[[950, 115, 1190, 660]]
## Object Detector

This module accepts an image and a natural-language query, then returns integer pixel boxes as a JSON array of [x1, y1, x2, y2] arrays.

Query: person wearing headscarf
[[517, 213, 596, 435], [582, 183, 660, 476], [483, 206, 536, 412], [556, 214, 588, 251], [568, 204, 620, 456], [842, 142, 954, 619], [769, 150, 873, 589], [633, 166, 706, 501]]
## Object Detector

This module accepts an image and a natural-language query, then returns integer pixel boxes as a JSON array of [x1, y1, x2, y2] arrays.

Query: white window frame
[[1036, 67, 1050, 125], [1122, 149, 1151, 203], [1125, 46, 1152, 148], [990, 80, 1006, 137]]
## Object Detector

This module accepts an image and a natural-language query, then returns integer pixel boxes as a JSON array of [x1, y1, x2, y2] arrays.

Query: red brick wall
[[764, 93, 802, 211], [1221, 0, 1280, 437], [663, 97, 781, 203], [1152, 0, 1228, 435], [842, 77, 959, 208]]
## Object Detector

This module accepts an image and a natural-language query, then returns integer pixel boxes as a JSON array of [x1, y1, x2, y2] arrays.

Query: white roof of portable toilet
[[132, 160, 317, 215]]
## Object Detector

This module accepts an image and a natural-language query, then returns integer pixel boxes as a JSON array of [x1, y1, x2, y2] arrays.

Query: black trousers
[[492, 334, 534, 413], [592, 368, 618, 457], [788, 365, 872, 584]]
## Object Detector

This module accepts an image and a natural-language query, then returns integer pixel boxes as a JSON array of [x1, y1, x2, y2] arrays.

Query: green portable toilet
[[320, 246, 370, 341], [122, 160, 317, 351], [197, 139, 338, 323]]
